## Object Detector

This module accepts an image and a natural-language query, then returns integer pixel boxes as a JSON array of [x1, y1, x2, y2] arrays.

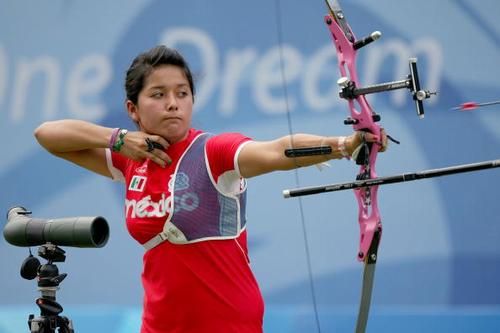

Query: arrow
[[451, 100, 500, 111]]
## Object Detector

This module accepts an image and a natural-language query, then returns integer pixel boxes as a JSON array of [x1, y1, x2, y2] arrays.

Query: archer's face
[[128, 64, 194, 144]]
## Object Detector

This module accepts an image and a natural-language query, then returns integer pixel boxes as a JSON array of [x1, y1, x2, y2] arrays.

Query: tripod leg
[[28, 315, 53, 333], [28, 314, 42, 333], [58, 316, 75, 333]]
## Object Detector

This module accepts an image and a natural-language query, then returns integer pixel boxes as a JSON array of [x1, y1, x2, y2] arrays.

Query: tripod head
[[20, 244, 74, 332]]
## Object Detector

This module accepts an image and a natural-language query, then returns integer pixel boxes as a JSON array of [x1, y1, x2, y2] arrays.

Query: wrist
[[109, 128, 120, 150], [110, 128, 128, 152], [347, 133, 358, 156], [338, 136, 351, 159]]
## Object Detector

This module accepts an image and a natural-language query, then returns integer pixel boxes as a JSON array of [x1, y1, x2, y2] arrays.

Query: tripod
[[24, 244, 75, 333]]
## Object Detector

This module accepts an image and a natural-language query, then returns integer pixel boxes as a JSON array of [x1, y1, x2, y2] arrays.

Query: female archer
[[35, 45, 387, 333]]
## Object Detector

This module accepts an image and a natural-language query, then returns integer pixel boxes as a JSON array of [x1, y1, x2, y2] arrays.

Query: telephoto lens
[[4, 206, 109, 248]]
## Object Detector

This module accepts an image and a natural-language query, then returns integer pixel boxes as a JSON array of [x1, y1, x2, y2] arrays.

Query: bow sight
[[337, 58, 437, 121]]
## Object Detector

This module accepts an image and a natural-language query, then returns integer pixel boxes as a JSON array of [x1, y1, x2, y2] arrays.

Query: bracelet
[[109, 128, 120, 150], [338, 136, 351, 159], [112, 129, 128, 152]]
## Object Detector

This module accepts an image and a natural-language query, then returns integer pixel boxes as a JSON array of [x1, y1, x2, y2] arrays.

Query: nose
[[165, 92, 178, 111]]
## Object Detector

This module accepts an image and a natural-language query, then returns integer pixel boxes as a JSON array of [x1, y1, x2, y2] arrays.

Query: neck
[[165, 129, 190, 145]]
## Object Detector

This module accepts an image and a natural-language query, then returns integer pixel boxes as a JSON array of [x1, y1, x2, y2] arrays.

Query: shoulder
[[206, 132, 252, 151], [203, 132, 252, 180]]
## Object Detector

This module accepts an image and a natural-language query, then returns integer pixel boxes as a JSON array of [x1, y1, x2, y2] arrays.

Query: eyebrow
[[147, 83, 189, 91]]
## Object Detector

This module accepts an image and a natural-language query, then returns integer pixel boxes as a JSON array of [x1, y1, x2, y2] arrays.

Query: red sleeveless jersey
[[107, 128, 264, 333]]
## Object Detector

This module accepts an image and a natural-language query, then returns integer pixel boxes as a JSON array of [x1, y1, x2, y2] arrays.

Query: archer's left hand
[[349, 128, 389, 155]]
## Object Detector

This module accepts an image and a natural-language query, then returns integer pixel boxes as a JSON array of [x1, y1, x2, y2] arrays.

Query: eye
[[151, 91, 164, 98], [177, 91, 189, 98]]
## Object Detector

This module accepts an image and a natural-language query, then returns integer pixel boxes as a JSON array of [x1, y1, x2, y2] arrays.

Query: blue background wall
[[1, 0, 499, 332]]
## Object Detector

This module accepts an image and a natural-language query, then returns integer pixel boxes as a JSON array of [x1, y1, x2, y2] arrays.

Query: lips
[[164, 116, 182, 121]]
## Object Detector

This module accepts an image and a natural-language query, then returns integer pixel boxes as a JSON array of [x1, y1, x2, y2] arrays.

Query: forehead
[[143, 64, 189, 88]]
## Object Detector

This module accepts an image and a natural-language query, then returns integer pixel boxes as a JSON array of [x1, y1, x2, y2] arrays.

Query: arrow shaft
[[477, 100, 500, 107], [452, 99, 500, 111]]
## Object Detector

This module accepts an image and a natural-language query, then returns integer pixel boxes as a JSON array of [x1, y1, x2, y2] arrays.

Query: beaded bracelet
[[112, 129, 128, 152], [109, 128, 120, 150]]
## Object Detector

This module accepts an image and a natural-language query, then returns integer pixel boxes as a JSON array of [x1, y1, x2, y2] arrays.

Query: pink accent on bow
[[324, 15, 382, 262]]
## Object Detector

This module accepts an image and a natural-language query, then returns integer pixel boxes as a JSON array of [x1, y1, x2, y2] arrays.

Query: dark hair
[[125, 45, 195, 105]]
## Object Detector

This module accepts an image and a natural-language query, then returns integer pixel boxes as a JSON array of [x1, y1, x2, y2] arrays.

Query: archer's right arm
[[35, 120, 117, 178], [34, 119, 170, 178]]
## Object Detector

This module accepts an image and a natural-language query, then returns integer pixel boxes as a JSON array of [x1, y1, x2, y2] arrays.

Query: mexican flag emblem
[[129, 175, 147, 192]]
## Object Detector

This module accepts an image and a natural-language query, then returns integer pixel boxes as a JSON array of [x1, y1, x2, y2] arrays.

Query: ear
[[126, 100, 139, 123]]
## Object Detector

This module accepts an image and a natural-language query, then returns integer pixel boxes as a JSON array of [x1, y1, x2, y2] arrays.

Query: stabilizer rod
[[283, 158, 500, 198]]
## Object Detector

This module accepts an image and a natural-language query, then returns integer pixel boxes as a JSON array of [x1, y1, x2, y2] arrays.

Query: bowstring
[[273, 1, 322, 332]]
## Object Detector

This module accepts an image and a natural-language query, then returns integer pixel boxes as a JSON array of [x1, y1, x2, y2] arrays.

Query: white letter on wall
[[67, 54, 112, 120], [11, 56, 60, 122], [254, 45, 302, 114], [303, 44, 341, 111], [218, 48, 257, 116]]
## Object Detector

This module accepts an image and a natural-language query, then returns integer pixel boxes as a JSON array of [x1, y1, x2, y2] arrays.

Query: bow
[[277, 1, 435, 332]]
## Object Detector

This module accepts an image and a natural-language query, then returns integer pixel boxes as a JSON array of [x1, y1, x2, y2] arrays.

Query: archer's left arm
[[238, 131, 384, 178]]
